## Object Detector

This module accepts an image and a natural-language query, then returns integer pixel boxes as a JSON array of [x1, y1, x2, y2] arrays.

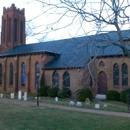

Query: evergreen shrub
[[120, 89, 130, 103], [58, 87, 71, 98], [106, 90, 120, 100], [76, 88, 93, 101], [28, 93, 36, 97], [38, 85, 50, 96], [47, 87, 59, 97]]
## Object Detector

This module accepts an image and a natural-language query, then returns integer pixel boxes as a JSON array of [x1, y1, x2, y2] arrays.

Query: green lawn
[[0, 102, 130, 130]]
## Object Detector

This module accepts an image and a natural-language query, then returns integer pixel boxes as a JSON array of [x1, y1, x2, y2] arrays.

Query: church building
[[0, 4, 130, 96]]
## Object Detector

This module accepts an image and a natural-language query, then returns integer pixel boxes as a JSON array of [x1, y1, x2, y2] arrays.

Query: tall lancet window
[[122, 63, 128, 86], [21, 62, 26, 86], [20, 21, 23, 43], [63, 71, 70, 87], [8, 18, 11, 42], [35, 62, 40, 87], [0, 64, 2, 85], [3, 19, 6, 43], [113, 63, 119, 86], [10, 63, 13, 85], [52, 71, 59, 87], [14, 18, 17, 42]]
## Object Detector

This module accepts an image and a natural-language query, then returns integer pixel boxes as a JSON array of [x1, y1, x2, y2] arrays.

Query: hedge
[[106, 90, 120, 101]]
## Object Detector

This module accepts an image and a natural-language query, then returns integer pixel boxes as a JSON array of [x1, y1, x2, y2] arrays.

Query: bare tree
[[29, 0, 130, 53], [26, 21, 51, 42]]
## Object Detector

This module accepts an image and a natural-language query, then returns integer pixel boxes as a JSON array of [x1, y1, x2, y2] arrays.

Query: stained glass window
[[10, 63, 13, 85], [122, 63, 128, 86], [63, 71, 70, 87], [0, 64, 2, 85], [35, 63, 40, 87], [52, 71, 59, 87], [113, 64, 119, 86], [21, 63, 26, 86], [99, 61, 105, 67]]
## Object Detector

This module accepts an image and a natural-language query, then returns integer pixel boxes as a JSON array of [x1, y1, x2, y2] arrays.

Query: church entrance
[[97, 71, 107, 94]]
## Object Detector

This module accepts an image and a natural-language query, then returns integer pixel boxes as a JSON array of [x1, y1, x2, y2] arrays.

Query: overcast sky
[[0, 0, 130, 44]]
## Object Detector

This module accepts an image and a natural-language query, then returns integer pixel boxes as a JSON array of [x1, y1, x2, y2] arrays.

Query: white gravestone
[[103, 103, 107, 107], [10, 93, 14, 99], [18, 90, 22, 100], [95, 104, 100, 109], [76, 102, 82, 107], [0, 93, 3, 98], [24, 92, 27, 101], [69, 101, 75, 106], [55, 97, 58, 102]]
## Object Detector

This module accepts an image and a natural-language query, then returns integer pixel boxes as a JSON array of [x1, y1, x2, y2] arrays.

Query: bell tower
[[0, 4, 26, 53]]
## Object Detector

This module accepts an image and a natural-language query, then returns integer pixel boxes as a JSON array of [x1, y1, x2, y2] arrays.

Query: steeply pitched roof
[[1, 30, 130, 69]]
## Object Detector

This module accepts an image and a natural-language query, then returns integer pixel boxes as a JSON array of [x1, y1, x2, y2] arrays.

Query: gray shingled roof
[[1, 30, 130, 69]]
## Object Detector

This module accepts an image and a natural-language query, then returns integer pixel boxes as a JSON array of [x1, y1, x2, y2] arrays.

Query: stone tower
[[0, 4, 26, 53]]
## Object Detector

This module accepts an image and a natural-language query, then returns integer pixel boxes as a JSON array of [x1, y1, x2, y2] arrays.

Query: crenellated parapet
[[3, 4, 24, 14]]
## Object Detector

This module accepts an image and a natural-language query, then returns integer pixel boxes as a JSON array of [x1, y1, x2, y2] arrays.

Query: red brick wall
[[0, 4, 25, 54], [0, 54, 55, 94]]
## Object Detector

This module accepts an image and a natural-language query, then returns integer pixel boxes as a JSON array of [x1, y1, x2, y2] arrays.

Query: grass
[[0, 102, 130, 130]]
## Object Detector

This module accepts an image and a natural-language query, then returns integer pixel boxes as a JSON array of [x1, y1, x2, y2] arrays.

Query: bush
[[120, 89, 130, 103], [38, 85, 50, 96], [47, 87, 59, 97], [106, 90, 120, 101], [76, 88, 93, 101], [28, 93, 36, 97], [2, 92, 10, 98], [58, 87, 71, 98]]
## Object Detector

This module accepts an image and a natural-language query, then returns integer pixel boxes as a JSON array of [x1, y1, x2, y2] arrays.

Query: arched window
[[99, 61, 105, 67], [63, 71, 70, 87], [10, 63, 13, 85], [8, 18, 11, 42], [35, 62, 40, 87], [113, 64, 119, 86], [0, 64, 2, 85], [90, 75, 93, 87], [122, 63, 128, 86], [52, 71, 59, 87], [21, 62, 26, 86], [14, 18, 17, 42], [20, 21, 23, 43], [3, 19, 6, 43]]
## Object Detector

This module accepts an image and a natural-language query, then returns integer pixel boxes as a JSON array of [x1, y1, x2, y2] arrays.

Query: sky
[[0, 0, 130, 44]]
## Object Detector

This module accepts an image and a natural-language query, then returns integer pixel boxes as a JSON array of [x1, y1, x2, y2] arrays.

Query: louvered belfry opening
[[0, 4, 26, 53]]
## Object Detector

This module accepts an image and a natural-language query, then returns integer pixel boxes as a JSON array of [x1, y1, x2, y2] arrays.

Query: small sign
[[10, 93, 14, 99]]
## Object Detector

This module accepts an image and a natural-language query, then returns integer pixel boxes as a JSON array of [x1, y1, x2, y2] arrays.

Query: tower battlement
[[3, 4, 24, 14]]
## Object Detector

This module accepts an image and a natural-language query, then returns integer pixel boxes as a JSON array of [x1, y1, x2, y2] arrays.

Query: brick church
[[0, 4, 130, 95]]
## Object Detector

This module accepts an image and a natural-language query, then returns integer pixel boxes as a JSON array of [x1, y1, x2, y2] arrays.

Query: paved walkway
[[0, 98, 130, 118]]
